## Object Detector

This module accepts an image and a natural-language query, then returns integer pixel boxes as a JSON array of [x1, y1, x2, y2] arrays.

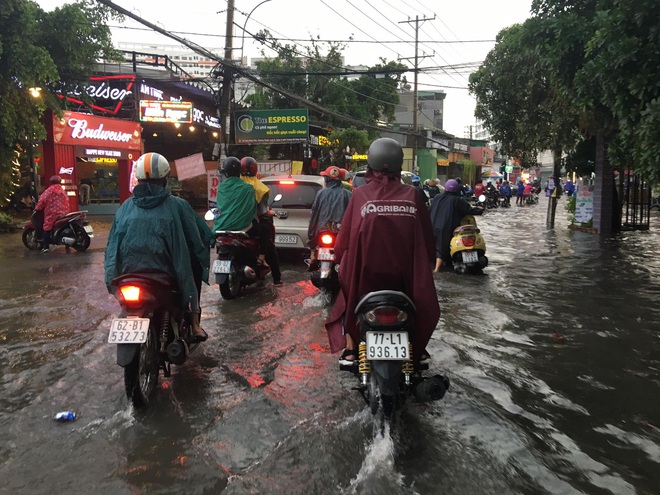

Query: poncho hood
[[132, 183, 171, 209]]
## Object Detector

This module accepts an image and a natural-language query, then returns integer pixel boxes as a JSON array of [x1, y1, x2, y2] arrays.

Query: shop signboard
[[59, 74, 136, 115], [235, 109, 309, 144], [139, 100, 193, 123], [575, 185, 594, 224], [53, 111, 142, 149]]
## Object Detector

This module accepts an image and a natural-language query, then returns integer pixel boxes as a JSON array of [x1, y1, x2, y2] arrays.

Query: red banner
[[53, 111, 142, 149]]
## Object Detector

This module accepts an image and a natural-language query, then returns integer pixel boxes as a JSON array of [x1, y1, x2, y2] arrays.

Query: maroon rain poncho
[[325, 168, 440, 363]]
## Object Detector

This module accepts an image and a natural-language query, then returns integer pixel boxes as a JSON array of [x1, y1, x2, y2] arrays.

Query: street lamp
[[239, 0, 273, 63]]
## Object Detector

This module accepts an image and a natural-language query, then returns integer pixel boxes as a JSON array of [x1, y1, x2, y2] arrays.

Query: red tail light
[[366, 307, 408, 325], [320, 233, 335, 246], [461, 237, 476, 247], [279, 180, 295, 185], [119, 285, 141, 302]]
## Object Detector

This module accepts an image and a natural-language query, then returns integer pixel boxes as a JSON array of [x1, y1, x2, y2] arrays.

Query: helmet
[[367, 138, 403, 172], [135, 152, 170, 180], [321, 166, 343, 180], [49, 175, 62, 184], [221, 156, 241, 177], [445, 179, 460, 193], [240, 156, 258, 177], [412, 175, 420, 183], [455, 177, 462, 184]]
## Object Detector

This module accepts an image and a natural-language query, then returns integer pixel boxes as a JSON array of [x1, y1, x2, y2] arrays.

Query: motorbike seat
[[112, 271, 178, 289], [454, 225, 480, 235]]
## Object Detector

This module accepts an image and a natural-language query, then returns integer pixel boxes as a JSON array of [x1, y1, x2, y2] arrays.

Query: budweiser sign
[[58, 74, 136, 115], [53, 111, 141, 149]]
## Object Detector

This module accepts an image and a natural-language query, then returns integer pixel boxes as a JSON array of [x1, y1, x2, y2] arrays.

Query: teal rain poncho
[[104, 183, 210, 308]]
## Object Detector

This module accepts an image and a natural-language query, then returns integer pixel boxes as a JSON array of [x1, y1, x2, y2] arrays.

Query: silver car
[[261, 175, 326, 250]]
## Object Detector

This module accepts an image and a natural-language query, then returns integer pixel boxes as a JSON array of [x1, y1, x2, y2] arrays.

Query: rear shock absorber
[[402, 342, 414, 385], [358, 341, 370, 386], [159, 310, 170, 353]]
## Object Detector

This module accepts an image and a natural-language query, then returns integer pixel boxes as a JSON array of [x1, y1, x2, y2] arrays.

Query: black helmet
[[240, 156, 258, 177], [455, 177, 462, 185], [367, 138, 403, 173], [221, 156, 241, 177]]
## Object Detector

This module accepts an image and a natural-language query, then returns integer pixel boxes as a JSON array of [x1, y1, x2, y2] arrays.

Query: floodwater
[[0, 198, 658, 495]]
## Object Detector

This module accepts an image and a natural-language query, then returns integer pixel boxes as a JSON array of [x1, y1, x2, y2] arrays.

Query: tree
[[326, 126, 370, 169], [244, 31, 406, 134], [0, 0, 121, 206]]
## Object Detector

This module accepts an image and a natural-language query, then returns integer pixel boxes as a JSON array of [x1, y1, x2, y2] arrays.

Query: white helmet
[[135, 152, 170, 180]]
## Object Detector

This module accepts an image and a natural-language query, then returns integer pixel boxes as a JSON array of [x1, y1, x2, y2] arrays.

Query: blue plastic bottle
[[53, 411, 76, 422]]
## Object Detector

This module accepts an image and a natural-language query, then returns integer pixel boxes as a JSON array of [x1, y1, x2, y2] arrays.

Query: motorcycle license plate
[[83, 225, 94, 235], [462, 251, 479, 263], [108, 318, 149, 344], [318, 247, 334, 261], [213, 259, 232, 274], [275, 234, 298, 244], [366, 331, 409, 360]]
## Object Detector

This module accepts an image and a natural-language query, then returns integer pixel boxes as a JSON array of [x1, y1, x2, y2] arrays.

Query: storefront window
[[77, 158, 120, 203]]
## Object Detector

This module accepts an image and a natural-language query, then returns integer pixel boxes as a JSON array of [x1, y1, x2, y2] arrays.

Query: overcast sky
[[36, 0, 533, 137]]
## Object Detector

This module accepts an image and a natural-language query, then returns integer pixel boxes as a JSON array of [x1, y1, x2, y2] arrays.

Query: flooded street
[[0, 197, 658, 495]]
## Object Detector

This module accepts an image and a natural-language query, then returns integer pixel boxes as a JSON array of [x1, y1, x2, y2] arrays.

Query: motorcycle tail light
[[320, 233, 335, 246], [119, 285, 141, 302], [461, 237, 476, 247], [366, 307, 408, 325]]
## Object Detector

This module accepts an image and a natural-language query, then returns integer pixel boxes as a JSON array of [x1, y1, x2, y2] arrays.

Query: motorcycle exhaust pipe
[[61, 237, 76, 246], [243, 265, 256, 280], [414, 374, 450, 402]]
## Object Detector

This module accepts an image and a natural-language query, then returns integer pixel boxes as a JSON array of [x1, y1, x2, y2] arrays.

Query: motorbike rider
[[214, 156, 282, 285], [499, 179, 512, 206], [429, 179, 484, 272], [104, 152, 210, 341], [240, 156, 282, 285], [325, 138, 439, 366], [424, 179, 442, 200], [307, 165, 351, 271], [34, 175, 69, 253]]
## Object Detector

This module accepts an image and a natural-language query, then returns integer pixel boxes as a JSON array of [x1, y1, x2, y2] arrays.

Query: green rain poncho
[[104, 183, 210, 308], [213, 176, 257, 232]]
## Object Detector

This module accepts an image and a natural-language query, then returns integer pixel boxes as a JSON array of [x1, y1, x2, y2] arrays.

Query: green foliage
[[327, 127, 370, 169], [245, 32, 405, 135], [0, 0, 121, 204], [0, 211, 17, 230], [565, 194, 576, 223], [458, 159, 476, 186]]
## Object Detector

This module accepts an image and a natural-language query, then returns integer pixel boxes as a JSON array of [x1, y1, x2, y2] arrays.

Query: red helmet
[[240, 156, 259, 177]]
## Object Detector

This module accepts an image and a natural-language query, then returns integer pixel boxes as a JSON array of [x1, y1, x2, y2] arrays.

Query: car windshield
[[266, 181, 321, 209]]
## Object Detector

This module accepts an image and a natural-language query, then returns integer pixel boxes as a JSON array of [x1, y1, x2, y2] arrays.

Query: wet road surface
[[0, 199, 658, 494]]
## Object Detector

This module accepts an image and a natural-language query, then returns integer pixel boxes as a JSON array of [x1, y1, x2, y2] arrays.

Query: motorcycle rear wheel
[[124, 324, 160, 408], [219, 261, 241, 300], [22, 228, 40, 250], [72, 225, 91, 252]]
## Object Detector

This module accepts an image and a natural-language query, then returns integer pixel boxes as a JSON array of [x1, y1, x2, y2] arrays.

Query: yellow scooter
[[449, 215, 488, 274]]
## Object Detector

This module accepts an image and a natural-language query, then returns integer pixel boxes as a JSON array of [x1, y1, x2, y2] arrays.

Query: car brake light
[[119, 285, 141, 302], [461, 237, 476, 247], [279, 180, 295, 185], [365, 307, 408, 324], [320, 233, 335, 246]]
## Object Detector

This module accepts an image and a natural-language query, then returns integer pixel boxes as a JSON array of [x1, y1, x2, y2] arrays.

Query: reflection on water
[[0, 204, 657, 494]]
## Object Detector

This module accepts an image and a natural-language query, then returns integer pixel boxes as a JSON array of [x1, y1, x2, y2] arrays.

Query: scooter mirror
[[273, 193, 282, 203], [478, 194, 486, 202]]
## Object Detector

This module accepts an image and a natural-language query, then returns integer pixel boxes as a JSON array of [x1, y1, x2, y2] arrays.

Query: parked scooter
[[205, 202, 280, 300], [22, 210, 93, 252], [341, 290, 450, 430], [308, 225, 340, 298], [449, 212, 488, 274], [108, 272, 202, 408]]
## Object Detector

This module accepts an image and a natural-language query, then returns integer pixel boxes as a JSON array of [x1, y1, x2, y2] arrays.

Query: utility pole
[[399, 14, 435, 173], [221, 0, 235, 158]]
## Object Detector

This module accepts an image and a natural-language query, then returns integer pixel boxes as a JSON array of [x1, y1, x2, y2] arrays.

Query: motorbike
[[205, 202, 281, 300], [309, 225, 340, 298], [341, 290, 449, 430], [498, 195, 511, 207], [22, 209, 93, 252], [449, 213, 488, 274], [526, 192, 539, 205], [109, 272, 201, 408]]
